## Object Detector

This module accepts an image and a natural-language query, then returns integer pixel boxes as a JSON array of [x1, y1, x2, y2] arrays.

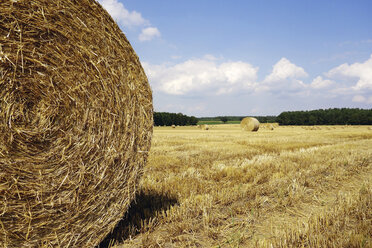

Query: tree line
[[277, 108, 372, 125], [154, 108, 372, 126], [154, 112, 198, 126]]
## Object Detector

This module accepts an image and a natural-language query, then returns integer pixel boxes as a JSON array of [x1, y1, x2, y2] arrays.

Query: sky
[[97, 0, 372, 117]]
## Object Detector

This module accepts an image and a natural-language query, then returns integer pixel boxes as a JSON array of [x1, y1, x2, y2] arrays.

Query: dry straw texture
[[0, 0, 153, 247], [240, 117, 260, 132]]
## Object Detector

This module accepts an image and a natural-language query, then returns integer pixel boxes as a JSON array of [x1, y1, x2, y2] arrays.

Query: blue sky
[[98, 0, 372, 116]]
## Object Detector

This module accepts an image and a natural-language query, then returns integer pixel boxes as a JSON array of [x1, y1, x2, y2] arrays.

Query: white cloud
[[264, 58, 308, 83], [139, 27, 161, 41], [326, 54, 372, 90], [310, 76, 335, 89], [98, 0, 161, 41], [144, 54, 372, 106], [352, 95, 372, 104], [352, 95, 366, 103], [260, 58, 308, 92], [98, 0, 148, 27], [142, 57, 258, 95]]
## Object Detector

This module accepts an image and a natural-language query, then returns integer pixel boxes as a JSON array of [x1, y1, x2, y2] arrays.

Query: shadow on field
[[98, 190, 179, 247]]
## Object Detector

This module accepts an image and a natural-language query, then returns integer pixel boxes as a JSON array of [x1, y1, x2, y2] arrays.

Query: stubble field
[[101, 125, 372, 248]]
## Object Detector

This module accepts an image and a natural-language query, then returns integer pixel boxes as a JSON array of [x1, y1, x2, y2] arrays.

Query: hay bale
[[240, 117, 260, 132], [272, 122, 279, 128], [0, 1, 153, 247], [260, 123, 274, 130], [172, 125, 176, 128], [199, 124, 209, 130]]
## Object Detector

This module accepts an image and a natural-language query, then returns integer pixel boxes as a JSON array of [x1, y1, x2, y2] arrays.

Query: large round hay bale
[[240, 117, 260, 132], [0, 1, 152, 247], [199, 124, 209, 130]]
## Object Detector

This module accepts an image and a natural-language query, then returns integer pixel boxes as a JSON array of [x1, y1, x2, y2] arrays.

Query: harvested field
[[102, 125, 372, 247]]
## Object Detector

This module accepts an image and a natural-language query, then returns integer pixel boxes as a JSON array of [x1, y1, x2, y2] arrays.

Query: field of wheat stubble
[[101, 124, 372, 248]]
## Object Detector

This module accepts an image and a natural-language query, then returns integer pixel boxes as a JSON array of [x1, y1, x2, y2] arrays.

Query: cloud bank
[[143, 57, 308, 95], [142, 56, 258, 95], [326, 54, 372, 91], [143, 54, 372, 106]]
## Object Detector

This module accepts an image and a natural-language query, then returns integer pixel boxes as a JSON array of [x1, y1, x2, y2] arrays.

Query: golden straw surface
[[240, 117, 260, 132], [0, 0, 153, 247]]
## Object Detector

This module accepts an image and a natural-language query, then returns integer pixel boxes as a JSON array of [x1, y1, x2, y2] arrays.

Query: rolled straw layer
[[240, 117, 260, 132], [0, 0, 152, 247]]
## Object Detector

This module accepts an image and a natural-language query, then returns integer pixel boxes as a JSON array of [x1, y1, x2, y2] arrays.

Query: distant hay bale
[[260, 123, 268, 129], [240, 117, 260, 132], [262, 123, 275, 130], [199, 124, 209, 130], [0, 1, 153, 247], [272, 122, 279, 128], [172, 125, 176, 128]]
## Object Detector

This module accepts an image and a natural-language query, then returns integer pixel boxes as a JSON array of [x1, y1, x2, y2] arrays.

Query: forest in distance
[[154, 108, 372, 126]]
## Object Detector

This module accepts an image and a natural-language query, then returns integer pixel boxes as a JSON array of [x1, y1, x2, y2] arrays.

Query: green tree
[[220, 116, 228, 124], [276, 108, 372, 125]]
